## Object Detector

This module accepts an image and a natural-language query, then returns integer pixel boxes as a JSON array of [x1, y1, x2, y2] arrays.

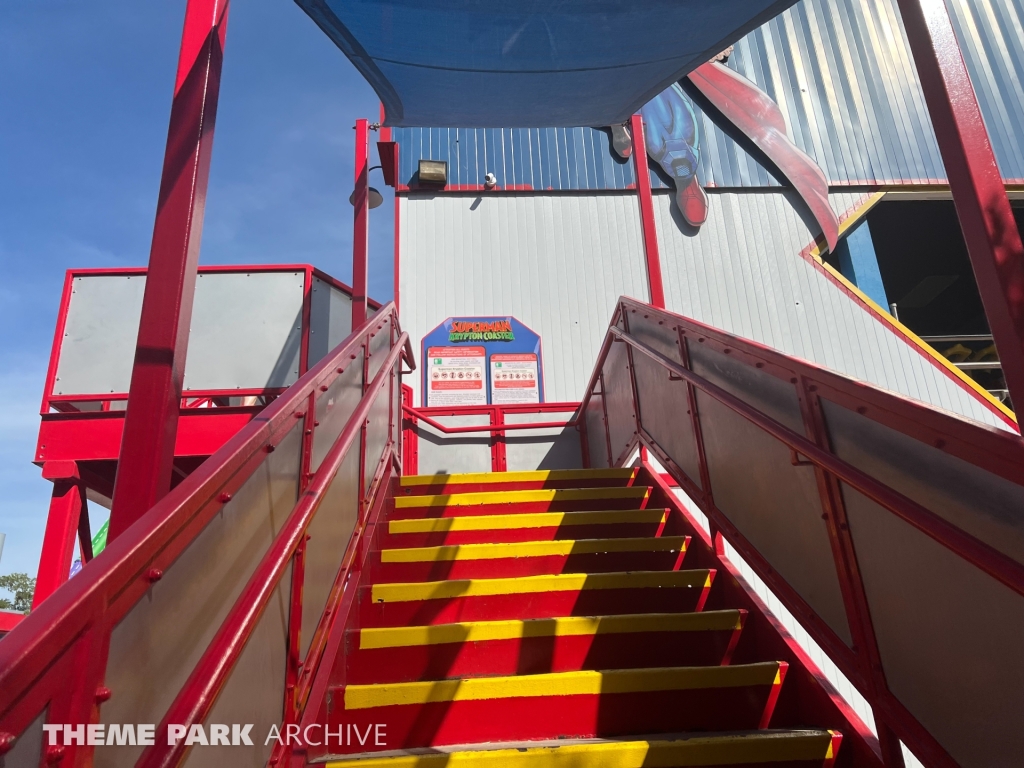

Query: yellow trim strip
[[369, 569, 712, 603], [324, 730, 836, 767], [401, 469, 636, 487], [806, 191, 886, 264], [388, 509, 666, 534], [343, 662, 780, 710], [808, 191, 1015, 424], [358, 610, 744, 649], [379, 536, 687, 563], [394, 487, 650, 509]]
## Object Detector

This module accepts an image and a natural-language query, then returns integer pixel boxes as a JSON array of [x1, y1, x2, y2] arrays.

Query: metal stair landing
[[312, 468, 845, 767]]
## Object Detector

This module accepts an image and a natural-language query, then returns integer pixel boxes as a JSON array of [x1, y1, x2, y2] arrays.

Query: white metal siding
[[399, 193, 649, 405], [655, 189, 1006, 429]]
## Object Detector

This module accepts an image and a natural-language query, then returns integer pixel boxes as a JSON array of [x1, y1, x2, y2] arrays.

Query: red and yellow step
[[358, 570, 715, 626], [344, 609, 746, 684], [399, 468, 639, 495], [326, 663, 788, 753], [321, 730, 842, 767], [381, 508, 670, 547], [370, 535, 691, 581], [390, 486, 652, 519]]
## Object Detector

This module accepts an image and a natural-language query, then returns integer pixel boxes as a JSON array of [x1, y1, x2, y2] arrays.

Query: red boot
[[676, 176, 708, 227]]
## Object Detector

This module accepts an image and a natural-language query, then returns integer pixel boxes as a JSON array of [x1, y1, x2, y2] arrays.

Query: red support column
[[109, 0, 230, 540], [896, 0, 1024, 413], [33, 461, 88, 609], [351, 118, 370, 329], [393, 143, 401, 313], [630, 114, 666, 309]]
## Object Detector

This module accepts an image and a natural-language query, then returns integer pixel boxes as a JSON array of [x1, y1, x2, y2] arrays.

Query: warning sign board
[[426, 346, 486, 407], [490, 353, 540, 404]]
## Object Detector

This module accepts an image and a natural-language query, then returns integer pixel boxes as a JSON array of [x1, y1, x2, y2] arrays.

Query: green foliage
[[0, 572, 35, 613]]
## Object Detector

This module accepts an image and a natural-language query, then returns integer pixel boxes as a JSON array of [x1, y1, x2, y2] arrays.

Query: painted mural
[[631, 60, 840, 251]]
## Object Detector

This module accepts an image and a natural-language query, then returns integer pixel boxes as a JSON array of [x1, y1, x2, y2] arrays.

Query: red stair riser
[[357, 583, 713, 627], [369, 550, 687, 582], [399, 479, 633, 495], [389, 497, 649, 519], [379, 522, 664, 548], [325, 686, 782, 753], [343, 628, 742, 684]]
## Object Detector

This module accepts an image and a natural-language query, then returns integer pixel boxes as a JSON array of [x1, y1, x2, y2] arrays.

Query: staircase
[[315, 467, 845, 768]]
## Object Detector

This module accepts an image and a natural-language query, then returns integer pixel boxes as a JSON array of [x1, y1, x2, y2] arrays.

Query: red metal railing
[[581, 296, 1024, 768], [401, 397, 582, 473], [0, 304, 413, 768]]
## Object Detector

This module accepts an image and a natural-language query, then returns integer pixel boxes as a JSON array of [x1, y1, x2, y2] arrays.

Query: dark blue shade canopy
[[295, 0, 799, 127]]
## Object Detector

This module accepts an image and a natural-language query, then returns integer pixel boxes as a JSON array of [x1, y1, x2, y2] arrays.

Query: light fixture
[[349, 187, 384, 209], [418, 159, 447, 186]]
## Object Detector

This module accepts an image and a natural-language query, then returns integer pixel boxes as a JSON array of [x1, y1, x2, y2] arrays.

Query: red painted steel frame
[[401, 403, 581, 473], [896, 0, 1024, 413], [630, 114, 666, 309], [32, 462, 90, 609], [351, 118, 370, 329], [0, 304, 412, 768], [109, 0, 231, 541], [581, 296, 1024, 768]]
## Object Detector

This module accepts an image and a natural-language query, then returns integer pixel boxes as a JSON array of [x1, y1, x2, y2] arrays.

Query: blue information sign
[[421, 316, 544, 407]]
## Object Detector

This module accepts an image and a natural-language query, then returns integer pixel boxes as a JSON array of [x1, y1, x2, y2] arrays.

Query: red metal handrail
[[0, 302, 413, 768], [140, 335, 409, 768], [580, 296, 1024, 768], [610, 325, 1024, 598], [402, 404, 578, 435]]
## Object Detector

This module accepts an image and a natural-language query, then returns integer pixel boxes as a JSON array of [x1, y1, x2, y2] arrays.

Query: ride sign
[[421, 316, 544, 406]]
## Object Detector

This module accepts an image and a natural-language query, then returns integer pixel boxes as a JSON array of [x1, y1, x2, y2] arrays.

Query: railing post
[[896, 0, 1024, 413], [109, 0, 230, 540], [798, 377, 906, 767]]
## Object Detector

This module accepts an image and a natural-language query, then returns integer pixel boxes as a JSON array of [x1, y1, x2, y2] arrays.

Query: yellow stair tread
[[394, 487, 651, 509], [379, 536, 687, 563], [370, 570, 713, 603], [389, 508, 666, 534], [321, 730, 839, 766], [342, 663, 783, 709], [401, 468, 637, 487], [356, 610, 744, 649]]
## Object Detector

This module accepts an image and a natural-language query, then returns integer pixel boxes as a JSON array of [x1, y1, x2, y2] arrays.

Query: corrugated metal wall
[[654, 188, 1006, 428], [391, 0, 1024, 188], [398, 193, 649, 405], [394, 126, 636, 191]]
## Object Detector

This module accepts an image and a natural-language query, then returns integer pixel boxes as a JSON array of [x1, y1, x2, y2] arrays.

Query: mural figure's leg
[[641, 84, 708, 227]]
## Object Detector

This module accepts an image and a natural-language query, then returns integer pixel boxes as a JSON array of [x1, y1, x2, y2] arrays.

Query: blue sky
[[0, 1, 392, 579]]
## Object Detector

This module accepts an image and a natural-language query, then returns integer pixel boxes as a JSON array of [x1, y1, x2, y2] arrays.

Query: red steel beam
[[896, 0, 1024, 413], [351, 118, 370, 329], [109, 0, 230, 540], [32, 462, 87, 609], [630, 114, 666, 309]]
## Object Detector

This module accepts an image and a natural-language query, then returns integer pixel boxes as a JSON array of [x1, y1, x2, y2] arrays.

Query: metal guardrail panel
[[841, 482, 1024, 767], [578, 296, 1024, 767], [504, 410, 582, 471], [97, 421, 302, 767]]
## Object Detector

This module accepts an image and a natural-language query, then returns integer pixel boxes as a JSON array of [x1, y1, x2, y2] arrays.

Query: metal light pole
[[351, 118, 370, 329]]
